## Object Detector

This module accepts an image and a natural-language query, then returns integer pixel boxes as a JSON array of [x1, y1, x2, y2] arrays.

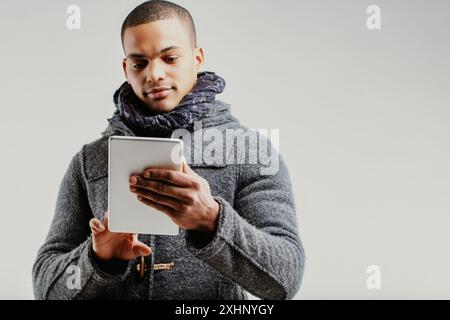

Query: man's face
[[122, 19, 204, 113]]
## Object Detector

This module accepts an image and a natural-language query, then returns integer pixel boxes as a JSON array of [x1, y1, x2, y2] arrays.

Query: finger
[[132, 177, 193, 202], [89, 218, 105, 236], [140, 169, 194, 187], [137, 196, 177, 218], [131, 186, 186, 210]]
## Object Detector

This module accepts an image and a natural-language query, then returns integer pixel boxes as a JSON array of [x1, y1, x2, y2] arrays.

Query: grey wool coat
[[32, 100, 305, 300]]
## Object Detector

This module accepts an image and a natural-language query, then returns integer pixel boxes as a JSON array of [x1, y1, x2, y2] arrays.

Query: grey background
[[0, 0, 449, 299]]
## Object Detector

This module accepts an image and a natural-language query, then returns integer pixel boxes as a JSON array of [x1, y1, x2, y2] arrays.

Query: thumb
[[89, 218, 105, 236], [182, 156, 187, 174], [102, 211, 110, 231], [182, 157, 196, 176], [134, 241, 152, 257]]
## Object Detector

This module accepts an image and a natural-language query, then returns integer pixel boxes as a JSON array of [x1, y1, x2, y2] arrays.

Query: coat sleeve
[[185, 138, 306, 300], [32, 152, 130, 300]]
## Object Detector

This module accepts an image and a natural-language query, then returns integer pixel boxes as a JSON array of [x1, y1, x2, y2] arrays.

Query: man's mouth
[[144, 86, 173, 100]]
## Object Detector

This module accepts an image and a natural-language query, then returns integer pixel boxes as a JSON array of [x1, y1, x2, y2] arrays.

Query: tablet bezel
[[107, 135, 183, 235]]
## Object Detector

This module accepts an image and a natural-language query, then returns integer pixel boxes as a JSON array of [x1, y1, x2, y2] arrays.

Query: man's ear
[[122, 58, 130, 83], [194, 47, 205, 71]]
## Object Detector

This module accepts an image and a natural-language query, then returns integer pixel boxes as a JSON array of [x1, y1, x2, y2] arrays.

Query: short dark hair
[[121, 0, 197, 50]]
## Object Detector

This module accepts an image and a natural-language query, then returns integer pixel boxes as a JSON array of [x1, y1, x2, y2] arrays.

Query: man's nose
[[144, 61, 166, 83]]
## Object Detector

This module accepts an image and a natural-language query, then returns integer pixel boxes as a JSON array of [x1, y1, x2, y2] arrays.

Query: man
[[32, 0, 305, 300]]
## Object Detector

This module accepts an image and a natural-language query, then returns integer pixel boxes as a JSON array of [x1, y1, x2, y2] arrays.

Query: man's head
[[121, 0, 204, 113]]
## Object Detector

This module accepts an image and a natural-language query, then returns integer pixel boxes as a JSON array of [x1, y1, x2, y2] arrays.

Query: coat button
[[136, 256, 148, 278], [154, 262, 175, 271], [136, 257, 175, 277]]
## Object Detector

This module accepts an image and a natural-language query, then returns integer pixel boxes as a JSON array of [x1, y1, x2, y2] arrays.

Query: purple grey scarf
[[112, 71, 226, 137]]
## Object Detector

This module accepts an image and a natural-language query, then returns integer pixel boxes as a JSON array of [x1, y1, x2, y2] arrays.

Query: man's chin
[[143, 100, 178, 114]]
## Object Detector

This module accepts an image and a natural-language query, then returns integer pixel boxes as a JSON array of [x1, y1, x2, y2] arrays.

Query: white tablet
[[108, 136, 183, 235]]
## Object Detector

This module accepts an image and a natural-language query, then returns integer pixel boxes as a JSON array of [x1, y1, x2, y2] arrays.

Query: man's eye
[[166, 56, 178, 63], [132, 63, 146, 70]]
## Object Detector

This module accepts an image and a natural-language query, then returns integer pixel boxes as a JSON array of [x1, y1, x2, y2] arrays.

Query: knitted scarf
[[112, 71, 226, 137]]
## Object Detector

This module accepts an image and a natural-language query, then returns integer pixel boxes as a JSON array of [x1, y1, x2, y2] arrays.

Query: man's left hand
[[129, 160, 220, 233]]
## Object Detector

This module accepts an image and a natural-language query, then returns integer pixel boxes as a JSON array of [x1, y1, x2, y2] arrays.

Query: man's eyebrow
[[126, 46, 181, 59]]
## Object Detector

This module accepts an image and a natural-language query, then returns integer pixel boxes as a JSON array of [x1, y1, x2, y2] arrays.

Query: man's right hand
[[89, 211, 152, 261]]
